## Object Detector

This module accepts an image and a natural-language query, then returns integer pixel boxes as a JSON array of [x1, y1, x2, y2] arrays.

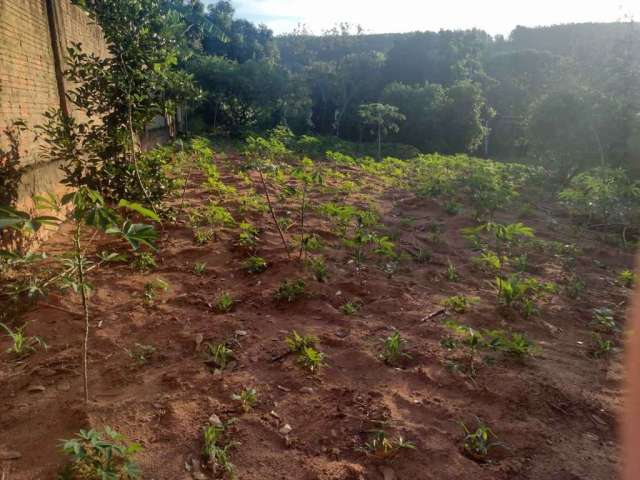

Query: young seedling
[[214, 292, 234, 313], [133, 252, 156, 272], [206, 342, 234, 370], [307, 256, 328, 282], [297, 346, 326, 373], [618, 269, 636, 288], [232, 387, 258, 413], [565, 275, 586, 299], [591, 334, 614, 358], [243, 256, 268, 274], [592, 308, 617, 333], [194, 227, 214, 245], [285, 330, 318, 353], [362, 430, 416, 459], [143, 278, 169, 306], [61, 427, 142, 479], [381, 331, 411, 365], [460, 419, 501, 462], [193, 262, 207, 275], [442, 295, 478, 314], [236, 221, 260, 250], [446, 260, 459, 282], [0, 322, 46, 359], [202, 423, 236, 478], [273, 279, 306, 303], [126, 343, 156, 366], [341, 301, 361, 316]]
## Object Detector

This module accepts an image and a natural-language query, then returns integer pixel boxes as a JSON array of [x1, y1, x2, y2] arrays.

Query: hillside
[[0, 136, 634, 479]]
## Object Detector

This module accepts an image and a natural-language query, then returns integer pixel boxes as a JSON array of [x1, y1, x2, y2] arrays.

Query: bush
[[559, 167, 640, 225]]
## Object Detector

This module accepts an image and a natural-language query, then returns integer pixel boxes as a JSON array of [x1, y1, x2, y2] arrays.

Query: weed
[[0, 322, 46, 358], [445, 200, 463, 216], [236, 221, 259, 249], [592, 308, 617, 333], [446, 260, 460, 282], [143, 278, 169, 306], [618, 269, 636, 288], [206, 342, 234, 369], [286, 330, 318, 353], [297, 346, 326, 373], [483, 331, 538, 358], [307, 256, 328, 282], [242, 256, 268, 274], [193, 262, 207, 275], [202, 424, 236, 478], [127, 343, 156, 366], [232, 387, 258, 413], [381, 331, 411, 365], [565, 275, 586, 299], [460, 419, 501, 462], [61, 427, 142, 479], [362, 430, 416, 458], [591, 334, 614, 358], [341, 301, 361, 316], [194, 227, 214, 245], [412, 248, 433, 264], [472, 251, 501, 274], [214, 292, 234, 313], [443, 295, 478, 314], [133, 252, 156, 271], [273, 279, 306, 303]]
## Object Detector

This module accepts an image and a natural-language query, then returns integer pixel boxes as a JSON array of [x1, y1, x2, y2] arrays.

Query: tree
[[358, 103, 406, 160]]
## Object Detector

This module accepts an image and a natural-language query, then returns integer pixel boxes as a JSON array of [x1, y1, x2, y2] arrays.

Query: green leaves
[[113, 222, 158, 251], [0, 206, 60, 232], [118, 199, 160, 222]]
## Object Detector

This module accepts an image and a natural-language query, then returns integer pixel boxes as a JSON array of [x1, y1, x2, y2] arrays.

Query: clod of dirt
[[380, 466, 397, 480], [0, 450, 22, 460], [26, 385, 46, 393], [279, 424, 292, 435], [208, 414, 223, 428]]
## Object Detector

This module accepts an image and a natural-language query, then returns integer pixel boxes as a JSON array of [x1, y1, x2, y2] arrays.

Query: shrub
[[61, 427, 142, 479], [273, 279, 306, 303], [243, 256, 268, 274]]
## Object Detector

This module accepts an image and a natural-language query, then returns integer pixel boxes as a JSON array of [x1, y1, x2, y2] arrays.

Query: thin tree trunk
[[74, 222, 90, 404], [258, 169, 291, 260], [128, 102, 159, 217]]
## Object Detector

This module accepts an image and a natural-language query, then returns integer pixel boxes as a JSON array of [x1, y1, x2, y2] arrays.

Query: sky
[[222, 0, 640, 36]]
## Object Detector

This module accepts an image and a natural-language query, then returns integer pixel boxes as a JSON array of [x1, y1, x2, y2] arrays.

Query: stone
[[208, 414, 224, 428], [0, 450, 22, 460], [27, 385, 46, 393], [279, 424, 293, 435]]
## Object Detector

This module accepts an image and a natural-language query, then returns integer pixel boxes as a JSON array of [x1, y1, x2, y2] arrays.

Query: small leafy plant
[[446, 260, 459, 281], [460, 419, 501, 462], [592, 308, 617, 333], [126, 343, 156, 366], [133, 252, 156, 272], [297, 346, 326, 373], [202, 423, 236, 478], [61, 427, 142, 479], [193, 262, 207, 275], [443, 295, 478, 314], [236, 221, 260, 250], [0, 322, 46, 358], [381, 331, 411, 365], [143, 278, 169, 306], [273, 279, 306, 303], [591, 334, 614, 358], [242, 256, 267, 274], [214, 292, 234, 313], [232, 387, 258, 413], [618, 269, 636, 288], [285, 330, 318, 353], [362, 430, 415, 458], [307, 256, 328, 282], [206, 342, 234, 370], [340, 301, 361, 316]]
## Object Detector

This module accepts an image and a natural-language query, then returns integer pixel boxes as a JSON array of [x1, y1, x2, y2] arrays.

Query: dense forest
[[165, 1, 640, 178]]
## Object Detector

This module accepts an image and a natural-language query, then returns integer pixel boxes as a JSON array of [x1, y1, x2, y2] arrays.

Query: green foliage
[[232, 387, 258, 413], [445, 321, 538, 359], [273, 279, 306, 303], [285, 331, 318, 353], [143, 278, 169, 306], [381, 331, 411, 365], [206, 342, 234, 370], [0, 322, 46, 359], [133, 253, 156, 272], [443, 295, 479, 314], [193, 262, 207, 275], [340, 301, 361, 316], [296, 346, 326, 373], [236, 221, 260, 249], [565, 275, 586, 299], [362, 430, 416, 458], [126, 343, 156, 366], [592, 308, 617, 333], [242, 256, 268, 274], [446, 260, 460, 281], [202, 423, 236, 479], [61, 427, 142, 479], [618, 269, 636, 288], [591, 334, 614, 359], [214, 292, 234, 313], [306, 256, 329, 282], [559, 168, 640, 224], [460, 420, 501, 462]]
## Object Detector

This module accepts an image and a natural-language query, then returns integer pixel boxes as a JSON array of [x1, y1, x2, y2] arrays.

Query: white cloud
[[223, 0, 640, 35]]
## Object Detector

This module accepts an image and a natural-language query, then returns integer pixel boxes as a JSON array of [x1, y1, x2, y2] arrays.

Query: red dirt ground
[[0, 150, 635, 480]]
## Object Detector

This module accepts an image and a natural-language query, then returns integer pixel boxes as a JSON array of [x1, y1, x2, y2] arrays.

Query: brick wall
[[0, 0, 105, 205]]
